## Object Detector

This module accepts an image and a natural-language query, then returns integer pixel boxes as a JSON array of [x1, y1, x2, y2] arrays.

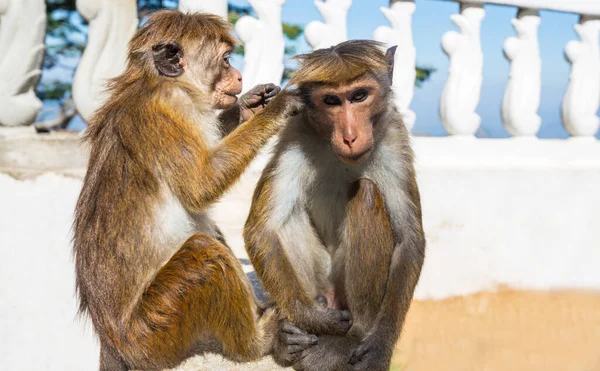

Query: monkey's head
[[290, 40, 397, 166], [128, 10, 242, 109]]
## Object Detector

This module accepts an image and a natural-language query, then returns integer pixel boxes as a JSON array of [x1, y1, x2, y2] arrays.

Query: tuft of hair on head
[[288, 40, 390, 87], [129, 10, 237, 56]]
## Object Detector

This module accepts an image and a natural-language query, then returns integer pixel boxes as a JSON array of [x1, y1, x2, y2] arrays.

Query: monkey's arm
[[219, 84, 281, 135], [172, 90, 300, 211], [218, 104, 242, 136], [244, 170, 351, 336], [349, 180, 425, 370]]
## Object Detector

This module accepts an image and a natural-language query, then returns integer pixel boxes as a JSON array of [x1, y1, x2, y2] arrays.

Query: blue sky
[[231, 0, 595, 138], [43, 0, 598, 138]]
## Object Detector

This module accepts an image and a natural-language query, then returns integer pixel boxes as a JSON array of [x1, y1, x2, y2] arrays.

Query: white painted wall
[[413, 137, 600, 299], [0, 173, 99, 370]]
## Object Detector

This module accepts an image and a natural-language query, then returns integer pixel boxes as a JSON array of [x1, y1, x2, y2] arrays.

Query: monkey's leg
[[343, 178, 395, 335], [100, 343, 127, 371], [345, 178, 425, 371], [119, 233, 281, 370], [332, 178, 394, 371]]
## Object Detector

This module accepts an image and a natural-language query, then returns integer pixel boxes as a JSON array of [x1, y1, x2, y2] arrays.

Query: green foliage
[[415, 66, 436, 87], [228, 4, 252, 25], [44, 0, 85, 69], [282, 23, 303, 40], [36, 80, 72, 101], [228, 11, 242, 26], [46, 0, 76, 13], [234, 45, 245, 55], [284, 45, 298, 56]]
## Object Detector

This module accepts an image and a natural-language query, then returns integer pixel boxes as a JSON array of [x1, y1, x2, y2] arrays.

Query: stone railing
[[0, 0, 599, 138]]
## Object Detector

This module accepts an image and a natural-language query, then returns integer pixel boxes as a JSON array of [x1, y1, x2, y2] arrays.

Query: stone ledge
[[0, 127, 88, 179]]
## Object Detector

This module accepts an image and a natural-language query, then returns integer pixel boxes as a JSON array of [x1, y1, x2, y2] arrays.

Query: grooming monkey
[[244, 40, 426, 371], [72, 10, 324, 371]]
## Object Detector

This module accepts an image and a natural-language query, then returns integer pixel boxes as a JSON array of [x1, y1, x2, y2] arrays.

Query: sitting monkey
[[244, 40, 426, 371], [73, 10, 324, 371]]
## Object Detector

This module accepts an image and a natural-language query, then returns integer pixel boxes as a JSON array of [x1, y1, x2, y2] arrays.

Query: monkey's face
[[307, 76, 384, 166], [151, 40, 242, 109], [211, 44, 243, 109]]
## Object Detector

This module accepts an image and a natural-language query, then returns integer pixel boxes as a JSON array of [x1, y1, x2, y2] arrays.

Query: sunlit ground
[[390, 289, 600, 371]]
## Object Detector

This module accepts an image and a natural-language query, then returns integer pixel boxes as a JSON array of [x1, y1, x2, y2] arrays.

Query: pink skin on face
[[212, 46, 243, 109]]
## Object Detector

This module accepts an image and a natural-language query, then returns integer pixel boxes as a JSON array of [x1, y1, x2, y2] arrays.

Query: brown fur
[[244, 40, 425, 371], [129, 10, 236, 79], [73, 10, 306, 371], [289, 40, 389, 86]]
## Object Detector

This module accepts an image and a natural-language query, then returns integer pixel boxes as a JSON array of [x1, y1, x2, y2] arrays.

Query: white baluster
[[502, 8, 542, 137], [0, 0, 45, 126], [305, 0, 352, 50], [374, 0, 417, 131], [440, 3, 484, 136], [235, 0, 286, 92], [178, 0, 227, 18], [72, 0, 138, 122], [561, 15, 600, 137]]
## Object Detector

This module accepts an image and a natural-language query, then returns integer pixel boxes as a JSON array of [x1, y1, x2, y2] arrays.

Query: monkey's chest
[[306, 191, 352, 309], [153, 191, 218, 257], [307, 184, 351, 253]]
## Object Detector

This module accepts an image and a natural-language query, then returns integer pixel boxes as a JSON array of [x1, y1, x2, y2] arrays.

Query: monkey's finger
[[281, 321, 307, 335], [262, 84, 281, 99], [281, 333, 319, 347], [285, 343, 315, 354]]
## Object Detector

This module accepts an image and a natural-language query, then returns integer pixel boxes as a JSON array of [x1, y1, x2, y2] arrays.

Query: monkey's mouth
[[225, 86, 242, 97], [336, 147, 372, 166]]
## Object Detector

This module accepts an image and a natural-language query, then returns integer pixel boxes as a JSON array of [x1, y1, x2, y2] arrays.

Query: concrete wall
[[1, 127, 599, 370]]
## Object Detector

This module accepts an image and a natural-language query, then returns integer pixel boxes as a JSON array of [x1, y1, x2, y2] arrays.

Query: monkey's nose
[[343, 133, 357, 147]]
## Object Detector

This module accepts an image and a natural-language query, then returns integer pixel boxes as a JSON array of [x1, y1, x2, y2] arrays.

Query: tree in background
[[36, 0, 433, 131], [35, 0, 82, 131]]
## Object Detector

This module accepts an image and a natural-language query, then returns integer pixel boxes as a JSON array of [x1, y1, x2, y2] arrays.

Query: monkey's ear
[[152, 42, 185, 77], [385, 45, 398, 83]]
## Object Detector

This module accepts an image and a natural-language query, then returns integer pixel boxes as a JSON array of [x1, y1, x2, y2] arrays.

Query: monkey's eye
[[223, 52, 231, 66], [351, 90, 368, 103], [323, 95, 342, 106]]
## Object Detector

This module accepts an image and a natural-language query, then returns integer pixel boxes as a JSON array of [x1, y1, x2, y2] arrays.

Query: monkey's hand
[[272, 320, 318, 367], [348, 334, 392, 371], [290, 296, 352, 336], [240, 83, 281, 122], [261, 88, 305, 120]]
